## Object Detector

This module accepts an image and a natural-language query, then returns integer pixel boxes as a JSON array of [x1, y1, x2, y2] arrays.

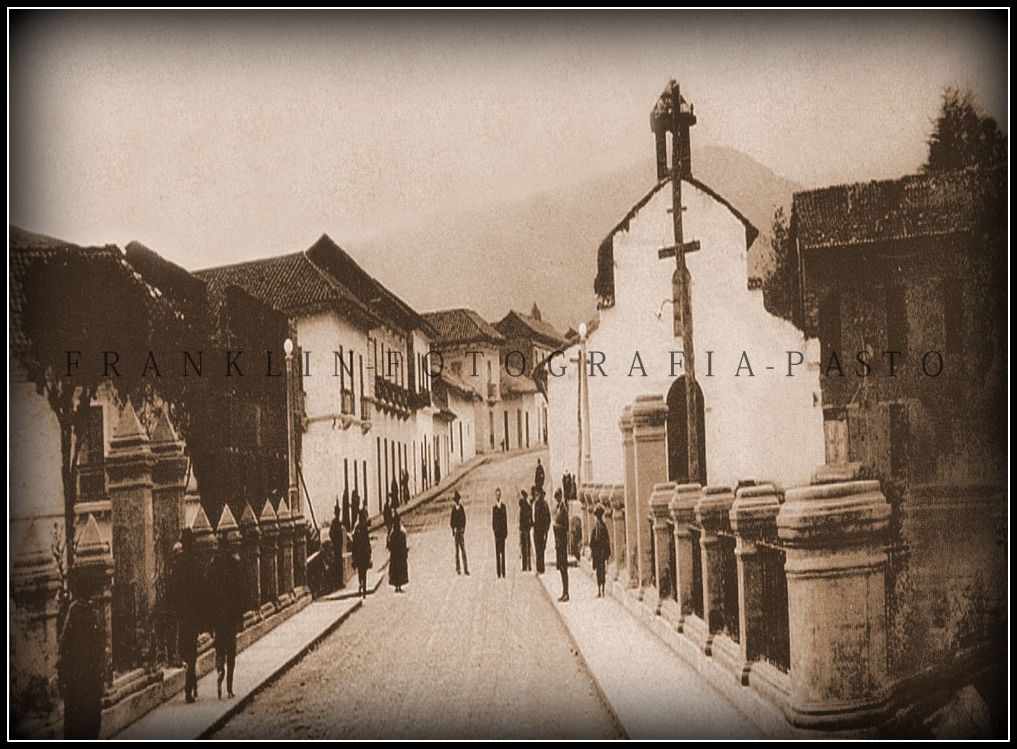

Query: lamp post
[[578, 323, 593, 485], [283, 338, 299, 515]]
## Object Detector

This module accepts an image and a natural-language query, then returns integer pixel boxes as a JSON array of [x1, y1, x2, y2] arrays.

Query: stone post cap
[[669, 483, 703, 523], [276, 496, 292, 524], [609, 484, 626, 510], [695, 486, 735, 533], [239, 503, 260, 539], [111, 401, 150, 448], [650, 482, 677, 519], [150, 411, 183, 455], [75, 514, 112, 566], [631, 395, 668, 428], [258, 498, 279, 534], [730, 484, 782, 539], [216, 503, 241, 541], [619, 405, 634, 432], [778, 480, 890, 547]]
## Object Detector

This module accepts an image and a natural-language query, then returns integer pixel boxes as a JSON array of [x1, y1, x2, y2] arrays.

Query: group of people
[[452, 459, 579, 602]]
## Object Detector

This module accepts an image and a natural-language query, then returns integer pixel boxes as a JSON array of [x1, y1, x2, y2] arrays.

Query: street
[[214, 449, 622, 739]]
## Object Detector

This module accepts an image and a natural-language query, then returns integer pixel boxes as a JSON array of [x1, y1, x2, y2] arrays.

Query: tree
[[762, 206, 799, 326], [18, 246, 187, 577], [924, 87, 1006, 173]]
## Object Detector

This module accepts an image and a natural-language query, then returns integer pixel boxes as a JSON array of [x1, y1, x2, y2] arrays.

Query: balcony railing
[[374, 376, 414, 418]]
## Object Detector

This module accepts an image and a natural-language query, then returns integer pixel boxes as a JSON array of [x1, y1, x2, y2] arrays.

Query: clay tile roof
[[195, 249, 367, 320], [422, 308, 505, 346], [495, 310, 568, 348], [793, 166, 1005, 251]]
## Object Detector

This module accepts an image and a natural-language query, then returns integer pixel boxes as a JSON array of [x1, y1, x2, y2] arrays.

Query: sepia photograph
[[8, 10, 1008, 740]]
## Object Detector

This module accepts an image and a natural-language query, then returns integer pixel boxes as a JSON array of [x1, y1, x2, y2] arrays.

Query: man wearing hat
[[518, 490, 533, 572], [553, 489, 570, 602], [590, 504, 612, 598], [450, 490, 469, 575]]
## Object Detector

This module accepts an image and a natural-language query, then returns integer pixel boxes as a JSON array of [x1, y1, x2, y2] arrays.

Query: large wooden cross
[[652, 80, 702, 485]]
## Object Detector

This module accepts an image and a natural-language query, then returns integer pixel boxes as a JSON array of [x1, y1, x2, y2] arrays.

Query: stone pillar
[[778, 480, 891, 731], [69, 514, 115, 695], [292, 511, 308, 592], [649, 483, 676, 613], [730, 484, 781, 683], [239, 503, 261, 618], [276, 497, 295, 607], [695, 486, 735, 637], [619, 407, 638, 587], [610, 484, 626, 583], [150, 412, 187, 665], [669, 483, 702, 626], [105, 402, 156, 670], [631, 395, 668, 591], [258, 499, 279, 615], [10, 520, 63, 714]]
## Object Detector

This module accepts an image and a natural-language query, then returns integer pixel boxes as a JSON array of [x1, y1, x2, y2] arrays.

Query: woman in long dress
[[387, 513, 409, 593]]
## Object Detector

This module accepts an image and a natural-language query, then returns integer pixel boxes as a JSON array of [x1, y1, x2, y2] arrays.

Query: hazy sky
[[9, 11, 1007, 277]]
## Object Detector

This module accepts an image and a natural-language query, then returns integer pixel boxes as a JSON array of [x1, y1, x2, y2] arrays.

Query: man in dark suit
[[518, 490, 533, 572], [553, 489, 570, 602], [532, 488, 551, 574], [492, 488, 508, 578], [450, 490, 469, 575]]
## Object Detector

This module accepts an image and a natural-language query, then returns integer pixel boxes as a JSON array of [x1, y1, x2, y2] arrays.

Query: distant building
[[422, 308, 505, 454], [495, 307, 568, 452]]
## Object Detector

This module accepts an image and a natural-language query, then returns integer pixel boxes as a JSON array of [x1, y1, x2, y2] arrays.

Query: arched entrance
[[666, 376, 706, 484]]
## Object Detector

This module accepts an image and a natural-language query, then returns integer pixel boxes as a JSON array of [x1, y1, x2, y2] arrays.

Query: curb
[[198, 599, 363, 738], [535, 573, 630, 740]]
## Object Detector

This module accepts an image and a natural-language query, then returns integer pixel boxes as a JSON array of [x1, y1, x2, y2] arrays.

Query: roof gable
[[423, 308, 505, 346]]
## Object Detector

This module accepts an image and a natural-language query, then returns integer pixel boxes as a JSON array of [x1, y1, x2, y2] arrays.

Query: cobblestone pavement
[[214, 449, 622, 739]]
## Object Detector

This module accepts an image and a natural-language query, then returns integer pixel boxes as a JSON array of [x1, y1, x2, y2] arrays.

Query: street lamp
[[577, 323, 592, 488], [283, 338, 298, 515]]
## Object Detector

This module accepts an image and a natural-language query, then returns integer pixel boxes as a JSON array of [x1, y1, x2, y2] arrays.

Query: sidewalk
[[114, 568, 386, 740], [537, 564, 763, 739]]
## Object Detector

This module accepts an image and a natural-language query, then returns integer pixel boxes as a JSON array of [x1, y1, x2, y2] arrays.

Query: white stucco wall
[[548, 180, 825, 491]]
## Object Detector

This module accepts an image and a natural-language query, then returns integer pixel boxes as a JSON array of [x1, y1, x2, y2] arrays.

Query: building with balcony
[[196, 234, 439, 525]]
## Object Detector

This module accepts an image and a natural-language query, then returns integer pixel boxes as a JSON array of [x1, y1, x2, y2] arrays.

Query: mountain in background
[[354, 145, 801, 332]]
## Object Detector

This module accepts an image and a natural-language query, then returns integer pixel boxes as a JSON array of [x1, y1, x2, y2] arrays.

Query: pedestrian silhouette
[[532, 488, 551, 574], [209, 532, 245, 699], [590, 505, 612, 598], [171, 528, 206, 703], [387, 512, 409, 593], [492, 488, 508, 578], [518, 490, 533, 571], [450, 490, 469, 575], [553, 489, 570, 602], [57, 594, 104, 738], [351, 509, 372, 599]]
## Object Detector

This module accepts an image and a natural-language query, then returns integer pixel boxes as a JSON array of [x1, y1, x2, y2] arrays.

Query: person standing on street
[[532, 488, 551, 575], [450, 490, 469, 575], [172, 528, 206, 703], [518, 490, 533, 572], [553, 489, 570, 602], [590, 505, 612, 598], [209, 532, 245, 700], [329, 503, 345, 591], [351, 509, 373, 599], [492, 488, 508, 578], [57, 592, 105, 738], [534, 458, 545, 495], [387, 511, 409, 593]]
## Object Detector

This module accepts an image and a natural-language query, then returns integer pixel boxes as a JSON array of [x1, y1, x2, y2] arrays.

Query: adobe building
[[197, 234, 440, 525], [423, 308, 505, 454]]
